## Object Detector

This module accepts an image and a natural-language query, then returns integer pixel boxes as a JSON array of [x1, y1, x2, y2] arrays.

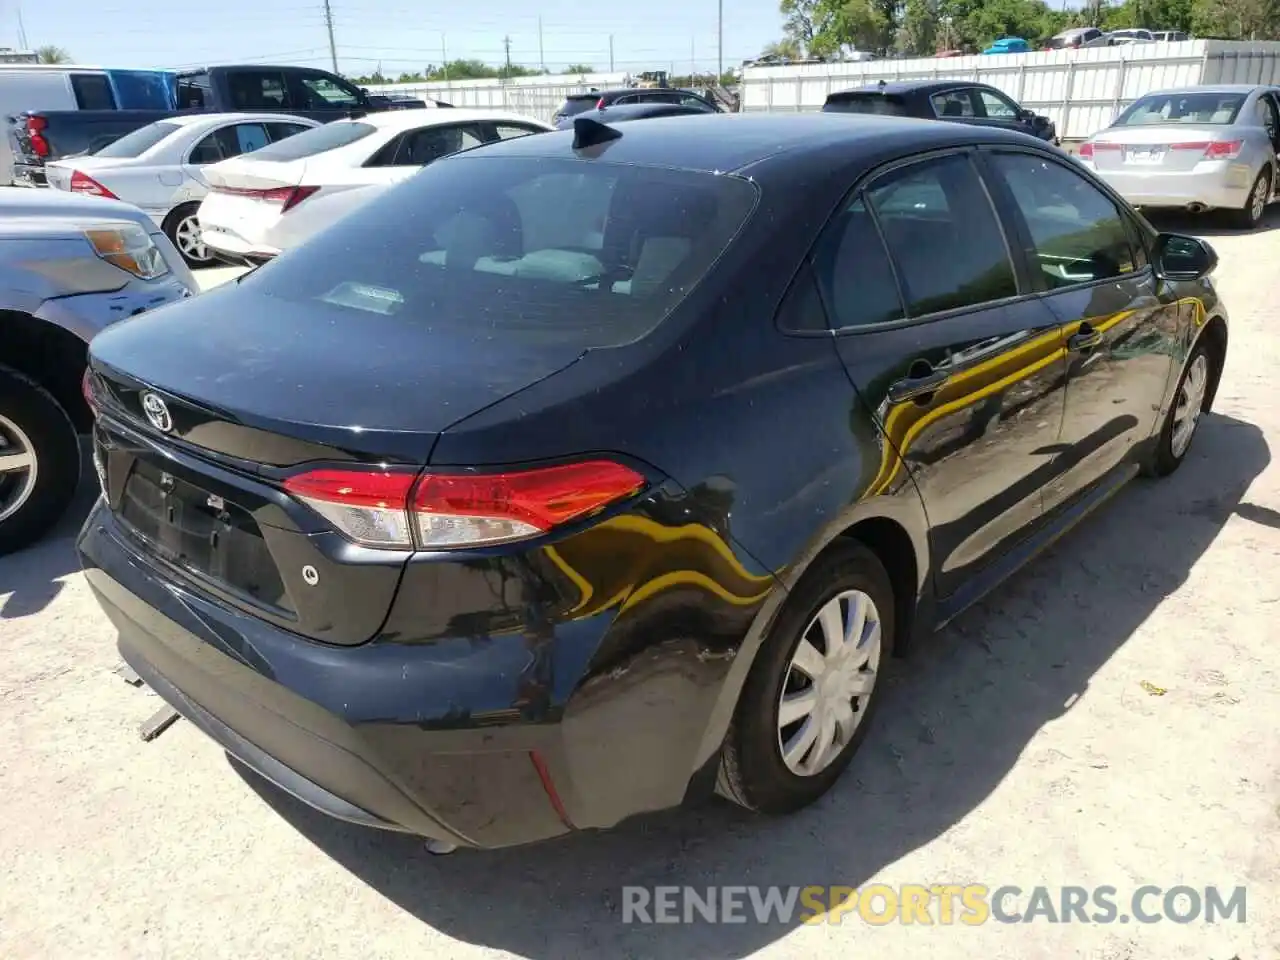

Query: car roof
[[452, 111, 1043, 175], [588, 102, 706, 120], [566, 87, 701, 100], [830, 80, 993, 97], [351, 107, 547, 131], [163, 112, 320, 127], [1140, 84, 1270, 96]]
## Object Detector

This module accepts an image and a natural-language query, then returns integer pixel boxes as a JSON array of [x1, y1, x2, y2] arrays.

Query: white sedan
[[44, 113, 321, 267], [196, 108, 553, 264]]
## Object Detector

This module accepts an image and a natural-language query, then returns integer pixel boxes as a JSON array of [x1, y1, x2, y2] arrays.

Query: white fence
[[366, 72, 629, 123], [740, 40, 1280, 139], [362, 41, 1280, 136]]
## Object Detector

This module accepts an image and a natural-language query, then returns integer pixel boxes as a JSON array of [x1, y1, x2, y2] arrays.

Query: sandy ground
[[2, 221, 1278, 960]]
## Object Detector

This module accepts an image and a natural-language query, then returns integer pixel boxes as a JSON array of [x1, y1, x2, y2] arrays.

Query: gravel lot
[[2, 222, 1277, 960]]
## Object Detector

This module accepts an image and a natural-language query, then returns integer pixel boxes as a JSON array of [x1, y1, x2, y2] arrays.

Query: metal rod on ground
[[140, 705, 180, 742], [322, 0, 339, 74]]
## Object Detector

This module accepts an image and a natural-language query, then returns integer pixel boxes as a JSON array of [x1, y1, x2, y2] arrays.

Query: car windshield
[[824, 94, 908, 115], [93, 121, 183, 158], [1114, 92, 1247, 126], [245, 121, 377, 161], [246, 155, 759, 349]]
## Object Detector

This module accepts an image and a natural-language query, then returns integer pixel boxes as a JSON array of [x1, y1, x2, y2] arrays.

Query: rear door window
[[265, 121, 313, 142], [931, 89, 978, 118], [245, 156, 759, 349], [71, 73, 116, 110], [291, 71, 363, 109], [245, 121, 378, 161], [557, 97, 599, 118], [811, 196, 906, 329], [187, 123, 269, 164], [393, 123, 486, 165], [866, 154, 1017, 316], [226, 70, 289, 109], [176, 73, 211, 109], [988, 151, 1137, 288], [492, 123, 544, 140]]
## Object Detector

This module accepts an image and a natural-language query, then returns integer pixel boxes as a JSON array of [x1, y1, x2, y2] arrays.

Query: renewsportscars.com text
[[620, 884, 1247, 925]]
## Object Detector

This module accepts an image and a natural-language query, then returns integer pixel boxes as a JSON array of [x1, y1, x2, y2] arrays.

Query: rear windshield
[[823, 94, 908, 116], [557, 96, 600, 118], [246, 155, 758, 349], [245, 121, 377, 161], [1114, 92, 1246, 126], [93, 121, 183, 158]]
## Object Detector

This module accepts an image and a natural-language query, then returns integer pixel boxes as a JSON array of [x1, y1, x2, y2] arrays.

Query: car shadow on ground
[[0, 448, 98, 619], [236, 411, 1269, 959], [1144, 206, 1280, 238]]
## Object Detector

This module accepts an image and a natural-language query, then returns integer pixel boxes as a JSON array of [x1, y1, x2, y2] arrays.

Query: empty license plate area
[[119, 458, 293, 614], [1124, 146, 1165, 165]]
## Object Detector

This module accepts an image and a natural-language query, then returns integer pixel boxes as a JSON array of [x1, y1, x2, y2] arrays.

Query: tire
[[0, 365, 81, 555], [1143, 341, 1212, 478], [163, 202, 216, 268], [718, 540, 895, 815], [1230, 167, 1271, 230]]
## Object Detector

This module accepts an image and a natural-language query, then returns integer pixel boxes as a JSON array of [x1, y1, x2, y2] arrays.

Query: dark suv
[[824, 80, 1058, 144], [553, 87, 720, 125]]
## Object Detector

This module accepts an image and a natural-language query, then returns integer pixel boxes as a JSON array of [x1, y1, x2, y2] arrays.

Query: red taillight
[[214, 184, 320, 212], [283, 460, 646, 550], [1187, 138, 1239, 160], [26, 115, 50, 158], [595, 98, 606, 109], [69, 169, 117, 198], [1078, 141, 1094, 160]]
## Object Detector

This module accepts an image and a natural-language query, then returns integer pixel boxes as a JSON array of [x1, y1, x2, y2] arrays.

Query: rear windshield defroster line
[[246, 154, 760, 351]]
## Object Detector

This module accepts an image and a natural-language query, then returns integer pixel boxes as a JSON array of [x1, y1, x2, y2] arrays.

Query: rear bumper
[[77, 498, 740, 848], [11, 161, 47, 187], [1089, 160, 1256, 210], [200, 226, 281, 263]]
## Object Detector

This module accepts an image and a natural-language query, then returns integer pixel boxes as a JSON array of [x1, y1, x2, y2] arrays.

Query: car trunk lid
[[86, 281, 590, 646], [200, 158, 310, 247], [1089, 125, 1239, 172]]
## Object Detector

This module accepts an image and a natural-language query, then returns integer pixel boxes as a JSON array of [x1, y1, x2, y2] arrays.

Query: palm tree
[[35, 45, 72, 64]]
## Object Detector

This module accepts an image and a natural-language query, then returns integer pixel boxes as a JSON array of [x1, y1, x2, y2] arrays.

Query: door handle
[[1068, 324, 1103, 352], [888, 368, 948, 404]]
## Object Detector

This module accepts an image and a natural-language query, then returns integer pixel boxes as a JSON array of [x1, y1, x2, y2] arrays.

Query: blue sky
[[6, 0, 781, 75]]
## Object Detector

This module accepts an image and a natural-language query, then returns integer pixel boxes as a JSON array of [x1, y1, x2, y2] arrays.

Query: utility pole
[[609, 34, 614, 72], [17, 5, 28, 50], [441, 34, 448, 82], [539, 17, 545, 72], [717, 0, 723, 82], [321, 0, 339, 74], [503, 35, 512, 78], [690, 37, 695, 81]]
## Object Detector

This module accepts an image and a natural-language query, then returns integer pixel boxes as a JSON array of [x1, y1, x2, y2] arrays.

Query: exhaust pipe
[[1185, 202, 1208, 213]]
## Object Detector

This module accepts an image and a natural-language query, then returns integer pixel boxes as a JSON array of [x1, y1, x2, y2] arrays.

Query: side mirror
[[1018, 108, 1037, 121], [1154, 233, 1217, 281]]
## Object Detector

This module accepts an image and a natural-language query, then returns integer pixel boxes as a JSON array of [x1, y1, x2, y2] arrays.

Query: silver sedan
[[44, 113, 321, 267], [1078, 84, 1280, 228]]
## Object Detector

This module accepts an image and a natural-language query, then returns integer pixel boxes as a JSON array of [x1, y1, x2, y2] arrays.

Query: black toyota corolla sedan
[[78, 113, 1228, 851]]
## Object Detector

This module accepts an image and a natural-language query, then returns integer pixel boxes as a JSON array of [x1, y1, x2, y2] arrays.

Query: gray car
[[0, 187, 195, 553], [1079, 84, 1280, 228]]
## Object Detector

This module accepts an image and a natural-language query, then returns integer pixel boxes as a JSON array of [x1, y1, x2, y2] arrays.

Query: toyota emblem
[[140, 391, 173, 433]]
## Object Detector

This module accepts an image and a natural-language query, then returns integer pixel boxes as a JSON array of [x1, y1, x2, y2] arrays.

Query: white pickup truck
[[0, 187, 195, 553]]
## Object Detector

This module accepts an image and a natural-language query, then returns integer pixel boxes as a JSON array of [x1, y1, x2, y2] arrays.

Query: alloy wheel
[[1171, 353, 1209, 459], [0, 414, 38, 524], [1251, 172, 1270, 224], [175, 215, 212, 263], [777, 588, 882, 777]]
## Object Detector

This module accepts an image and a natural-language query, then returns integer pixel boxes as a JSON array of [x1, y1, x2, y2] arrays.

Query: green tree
[[900, 0, 939, 53], [1190, 0, 1279, 37], [35, 45, 72, 63], [759, 38, 804, 59], [562, 63, 595, 73]]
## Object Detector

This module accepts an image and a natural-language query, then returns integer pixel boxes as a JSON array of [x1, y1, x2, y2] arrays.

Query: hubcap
[[175, 215, 211, 262], [1251, 174, 1269, 222], [777, 589, 882, 777], [0, 414, 38, 525], [1171, 353, 1209, 458]]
